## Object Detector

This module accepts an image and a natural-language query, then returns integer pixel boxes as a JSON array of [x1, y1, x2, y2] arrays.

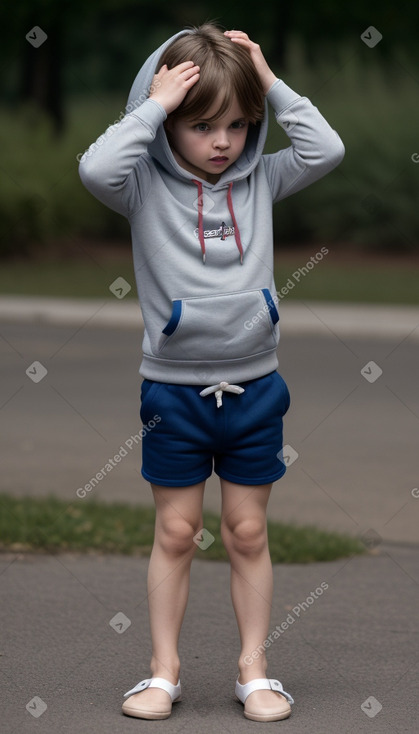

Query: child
[[79, 22, 344, 722]]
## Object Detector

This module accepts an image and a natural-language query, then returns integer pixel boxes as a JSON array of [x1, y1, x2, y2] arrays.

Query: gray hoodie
[[79, 29, 345, 385]]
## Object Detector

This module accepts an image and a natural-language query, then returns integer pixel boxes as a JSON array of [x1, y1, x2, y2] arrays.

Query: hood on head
[[125, 29, 269, 189]]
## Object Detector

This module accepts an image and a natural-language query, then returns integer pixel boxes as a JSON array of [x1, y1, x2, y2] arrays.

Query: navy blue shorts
[[139, 370, 291, 487]]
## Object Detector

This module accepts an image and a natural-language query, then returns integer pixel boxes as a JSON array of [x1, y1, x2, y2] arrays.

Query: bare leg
[[125, 481, 205, 713], [220, 479, 290, 715]]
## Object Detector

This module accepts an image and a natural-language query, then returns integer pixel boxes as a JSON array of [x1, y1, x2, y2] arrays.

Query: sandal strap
[[235, 677, 294, 705], [124, 677, 181, 700]]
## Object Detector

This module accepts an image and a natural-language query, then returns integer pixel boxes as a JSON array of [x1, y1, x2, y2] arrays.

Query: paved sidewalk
[[1, 297, 418, 732], [1, 294, 419, 339], [1, 544, 418, 734]]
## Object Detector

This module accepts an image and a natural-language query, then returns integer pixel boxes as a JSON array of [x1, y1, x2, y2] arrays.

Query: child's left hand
[[224, 30, 277, 95]]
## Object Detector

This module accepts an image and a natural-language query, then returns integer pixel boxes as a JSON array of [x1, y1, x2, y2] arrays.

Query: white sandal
[[122, 677, 182, 719], [235, 677, 294, 722]]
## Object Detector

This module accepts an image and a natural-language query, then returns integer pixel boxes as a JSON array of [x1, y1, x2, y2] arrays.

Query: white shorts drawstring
[[199, 381, 245, 408]]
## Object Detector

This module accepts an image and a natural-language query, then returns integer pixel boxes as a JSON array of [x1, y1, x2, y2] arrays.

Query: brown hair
[[156, 22, 265, 124]]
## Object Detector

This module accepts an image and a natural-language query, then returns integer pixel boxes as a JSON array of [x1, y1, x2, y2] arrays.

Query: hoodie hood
[[125, 29, 269, 191]]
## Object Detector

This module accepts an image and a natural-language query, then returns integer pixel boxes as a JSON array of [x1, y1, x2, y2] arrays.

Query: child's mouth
[[210, 156, 229, 164]]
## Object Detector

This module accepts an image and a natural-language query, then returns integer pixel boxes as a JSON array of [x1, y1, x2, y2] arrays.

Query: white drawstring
[[199, 381, 245, 408]]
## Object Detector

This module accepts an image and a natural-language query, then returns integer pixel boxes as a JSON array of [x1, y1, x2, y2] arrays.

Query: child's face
[[165, 94, 249, 185]]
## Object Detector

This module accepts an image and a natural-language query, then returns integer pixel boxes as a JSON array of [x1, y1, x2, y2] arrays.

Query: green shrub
[[1, 39, 418, 257]]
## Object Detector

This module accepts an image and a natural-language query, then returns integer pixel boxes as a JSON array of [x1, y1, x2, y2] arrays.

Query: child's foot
[[236, 675, 293, 722], [122, 688, 173, 719], [240, 688, 291, 719], [122, 676, 181, 720]]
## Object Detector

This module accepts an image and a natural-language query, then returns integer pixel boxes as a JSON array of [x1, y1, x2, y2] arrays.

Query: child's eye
[[231, 120, 247, 129], [195, 123, 209, 132]]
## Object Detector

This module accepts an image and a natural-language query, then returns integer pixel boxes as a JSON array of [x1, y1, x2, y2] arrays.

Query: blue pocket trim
[[162, 300, 182, 336], [261, 289, 279, 325]]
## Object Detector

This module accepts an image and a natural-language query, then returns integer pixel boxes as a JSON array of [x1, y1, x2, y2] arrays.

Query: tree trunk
[[21, 13, 64, 135]]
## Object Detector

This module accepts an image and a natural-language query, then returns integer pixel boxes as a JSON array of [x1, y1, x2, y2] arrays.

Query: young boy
[[79, 23, 344, 723]]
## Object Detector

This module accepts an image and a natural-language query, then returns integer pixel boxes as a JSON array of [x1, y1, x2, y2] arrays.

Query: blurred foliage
[[0, 0, 418, 256], [1, 0, 414, 109]]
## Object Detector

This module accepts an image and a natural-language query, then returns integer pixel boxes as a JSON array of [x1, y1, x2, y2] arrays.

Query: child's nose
[[213, 131, 230, 149]]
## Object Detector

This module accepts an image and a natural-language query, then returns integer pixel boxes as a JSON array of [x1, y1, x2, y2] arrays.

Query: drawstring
[[192, 179, 243, 264], [199, 381, 245, 408], [192, 179, 206, 263], [227, 182, 244, 264]]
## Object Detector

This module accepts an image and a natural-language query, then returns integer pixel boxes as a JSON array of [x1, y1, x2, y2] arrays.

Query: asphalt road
[[1, 544, 418, 734], [1, 318, 418, 544]]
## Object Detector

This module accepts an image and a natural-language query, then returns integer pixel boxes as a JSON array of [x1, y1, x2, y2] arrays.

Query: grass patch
[[0, 493, 366, 563]]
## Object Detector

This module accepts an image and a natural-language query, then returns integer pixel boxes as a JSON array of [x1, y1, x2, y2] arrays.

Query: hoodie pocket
[[158, 288, 279, 361]]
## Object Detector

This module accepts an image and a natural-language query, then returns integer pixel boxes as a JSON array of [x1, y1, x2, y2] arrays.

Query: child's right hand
[[149, 61, 200, 115]]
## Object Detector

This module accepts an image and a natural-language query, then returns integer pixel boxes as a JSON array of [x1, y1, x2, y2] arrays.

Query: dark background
[[1, 0, 418, 258]]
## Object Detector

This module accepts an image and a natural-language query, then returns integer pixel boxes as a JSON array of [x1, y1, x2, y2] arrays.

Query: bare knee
[[221, 517, 267, 556], [156, 516, 201, 556]]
